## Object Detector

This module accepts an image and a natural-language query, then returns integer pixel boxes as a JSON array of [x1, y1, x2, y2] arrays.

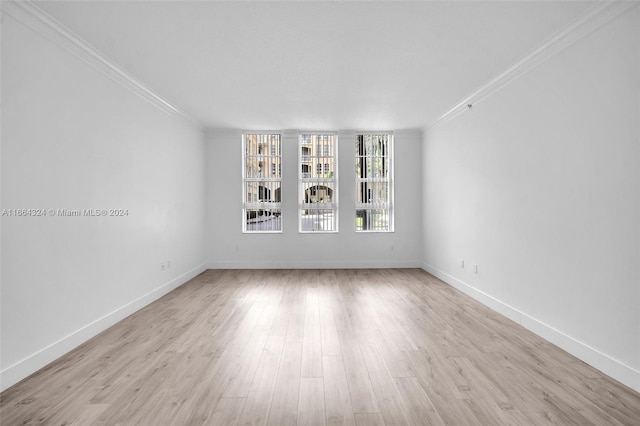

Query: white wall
[[1, 13, 206, 391], [206, 129, 422, 268], [423, 7, 640, 391]]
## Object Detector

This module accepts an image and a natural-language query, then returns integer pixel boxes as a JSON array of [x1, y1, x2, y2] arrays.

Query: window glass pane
[[245, 209, 282, 232], [245, 181, 281, 203], [301, 182, 335, 203], [356, 208, 390, 232], [301, 209, 335, 232]]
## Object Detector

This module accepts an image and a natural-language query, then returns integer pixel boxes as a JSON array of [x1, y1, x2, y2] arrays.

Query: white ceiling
[[34, 0, 595, 130]]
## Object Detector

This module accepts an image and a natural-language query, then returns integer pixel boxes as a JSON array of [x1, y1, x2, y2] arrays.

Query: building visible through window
[[243, 134, 282, 232], [299, 133, 337, 232]]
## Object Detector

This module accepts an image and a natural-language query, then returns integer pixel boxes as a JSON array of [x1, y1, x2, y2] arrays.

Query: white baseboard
[[0, 263, 207, 393], [207, 260, 422, 269], [422, 263, 640, 393]]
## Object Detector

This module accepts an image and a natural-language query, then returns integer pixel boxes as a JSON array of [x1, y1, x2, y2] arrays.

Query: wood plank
[[210, 397, 246, 426], [320, 306, 342, 356], [69, 404, 110, 425], [285, 285, 306, 343], [393, 377, 444, 425], [336, 331, 380, 414], [323, 356, 356, 426], [297, 378, 326, 426], [270, 274, 294, 337], [238, 336, 285, 426], [223, 327, 270, 398], [353, 412, 385, 426], [301, 288, 323, 378], [372, 329, 415, 378], [358, 341, 408, 426], [267, 342, 302, 426]]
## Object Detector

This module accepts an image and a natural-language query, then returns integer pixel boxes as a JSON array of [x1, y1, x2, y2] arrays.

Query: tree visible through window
[[243, 134, 282, 232], [356, 134, 393, 232]]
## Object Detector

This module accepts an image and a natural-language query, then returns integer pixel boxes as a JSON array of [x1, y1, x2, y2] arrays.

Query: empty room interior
[[1, 0, 639, 425]]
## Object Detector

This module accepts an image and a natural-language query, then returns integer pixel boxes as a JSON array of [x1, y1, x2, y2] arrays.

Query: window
[[356, 134, 393, 232], [299, 133, 337, 232], [243, 134, 282, 232]]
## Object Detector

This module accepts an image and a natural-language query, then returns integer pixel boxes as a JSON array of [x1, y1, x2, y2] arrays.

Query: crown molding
[[2, 0, 200, 126], [428, 0, 638, 131]]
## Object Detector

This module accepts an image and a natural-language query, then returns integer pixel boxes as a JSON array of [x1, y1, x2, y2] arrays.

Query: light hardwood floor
[[1, 269, 639, 425]]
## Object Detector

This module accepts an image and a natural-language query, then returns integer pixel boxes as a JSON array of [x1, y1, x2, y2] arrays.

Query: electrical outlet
[[461, 259, 464, 268], [161, 262, 166, 271], [474, 264, 478, 273]]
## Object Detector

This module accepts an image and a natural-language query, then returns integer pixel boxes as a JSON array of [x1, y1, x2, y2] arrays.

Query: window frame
[[298, 132, 339, 233], [242, 132, 283, 233], [355, 132, 394, 233]]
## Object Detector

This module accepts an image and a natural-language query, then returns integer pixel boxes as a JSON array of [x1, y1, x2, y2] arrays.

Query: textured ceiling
[[34, 0, 596, 130]]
